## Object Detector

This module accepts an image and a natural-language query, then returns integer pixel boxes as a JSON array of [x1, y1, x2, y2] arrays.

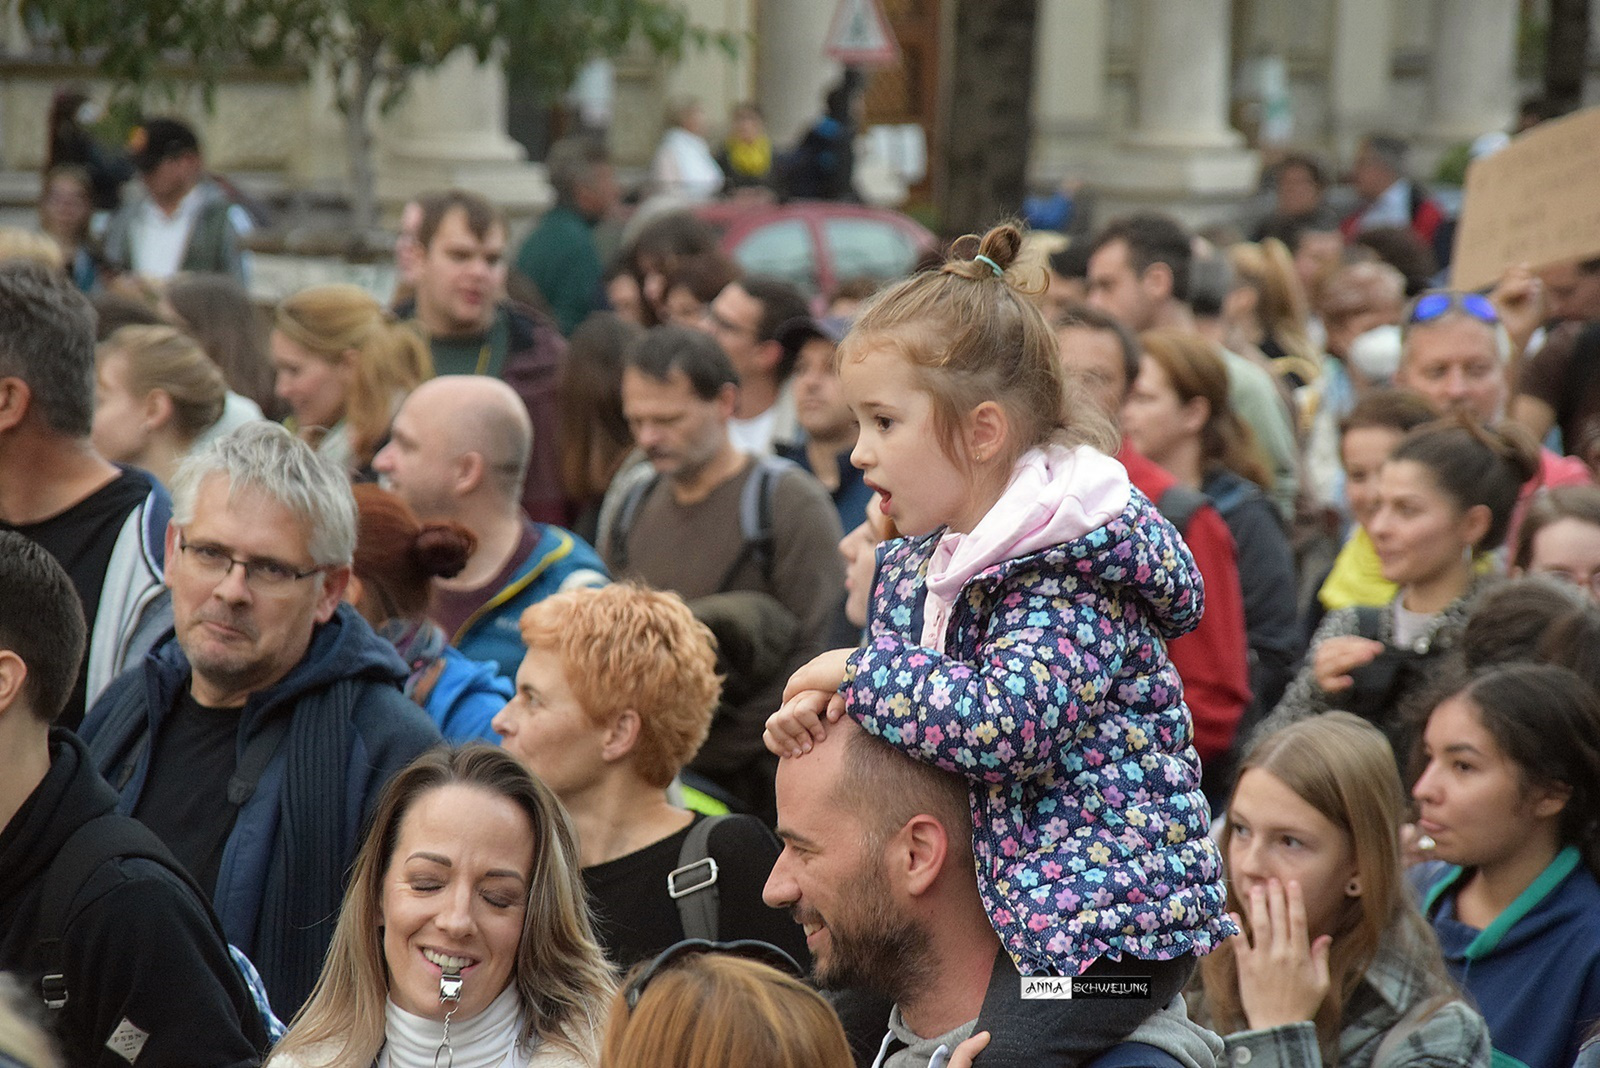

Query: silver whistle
[[439, 969, 463, 1002]]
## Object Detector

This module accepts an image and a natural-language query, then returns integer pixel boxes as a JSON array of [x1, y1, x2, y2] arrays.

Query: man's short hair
[[737, 277, 811, 378], [0, 260, 97, 436], [170, 422, 357, 566], [1276, 151, 1328, 190], [416, 189, 504, 250], [1089, 213, 1193, 304], [1362, 134, 1409, 175], [0, 531, 86, 724], [838, 727, 972, 873], [546, 137, 610, 206], [1047, 241, 1092, 282], [1051, 300, 1141, 388], [131, 117, 201, 173], [626, 324, 740, 401]]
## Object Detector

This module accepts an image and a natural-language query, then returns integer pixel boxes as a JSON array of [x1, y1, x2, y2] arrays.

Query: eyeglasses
[[1408, 290, 1499, 326], [177, 536, 327, 591], [623, 939, 803, 1010]]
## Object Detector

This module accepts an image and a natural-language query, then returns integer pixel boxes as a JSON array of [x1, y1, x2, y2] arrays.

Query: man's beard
[[808, 862, 935, 1006]]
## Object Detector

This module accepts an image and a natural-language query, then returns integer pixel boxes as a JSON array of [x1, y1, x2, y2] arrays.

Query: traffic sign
[[825, 0, 899, 67]]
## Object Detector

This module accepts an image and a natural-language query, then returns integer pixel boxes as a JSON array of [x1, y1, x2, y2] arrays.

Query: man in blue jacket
[[80, 423, 440, 1020]]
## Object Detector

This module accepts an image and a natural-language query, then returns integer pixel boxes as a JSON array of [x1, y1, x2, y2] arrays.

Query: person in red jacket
[[1054, 304, 1252, 807]]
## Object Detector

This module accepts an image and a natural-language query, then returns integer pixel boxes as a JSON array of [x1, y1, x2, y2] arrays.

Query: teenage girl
[[766, 223, 1234, 1064], [1412, 663, 1600, 1068], [1197, 711, 1489, 1066]]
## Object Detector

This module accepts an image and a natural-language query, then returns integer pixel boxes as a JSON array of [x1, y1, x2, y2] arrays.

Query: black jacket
[[0, 730, 268, 1067]]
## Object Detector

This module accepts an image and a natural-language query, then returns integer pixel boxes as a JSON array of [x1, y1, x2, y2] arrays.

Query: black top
[[133, 690, 244, 896], [2, 468, 152, 729], [582, 812, 809, 970], [0, 730, 266, 1067]]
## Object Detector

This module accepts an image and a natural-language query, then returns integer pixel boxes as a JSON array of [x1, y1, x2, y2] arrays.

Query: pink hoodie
[[918, 444, 1131, 650]]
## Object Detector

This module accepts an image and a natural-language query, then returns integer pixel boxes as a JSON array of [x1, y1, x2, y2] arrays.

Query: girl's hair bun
[[944, 221, 1025, 281], [410, 523, 477, 580]]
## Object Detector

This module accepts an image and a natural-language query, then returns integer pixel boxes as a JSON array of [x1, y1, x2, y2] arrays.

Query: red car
[[691, 200, 940, 301]]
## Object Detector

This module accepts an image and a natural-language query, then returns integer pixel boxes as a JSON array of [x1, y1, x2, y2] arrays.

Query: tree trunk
[[341, 44, 381, 234], [937, 0, 1039, 238], [1544, 0, 1590, 116]]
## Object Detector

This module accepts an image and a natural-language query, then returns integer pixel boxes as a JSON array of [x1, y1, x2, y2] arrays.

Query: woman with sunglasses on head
[[267, 745, 614, 1068], [1194, 712, 1489, 1067], [1411, 663, 1600, 1068], [1264, 414, 1539, 761]]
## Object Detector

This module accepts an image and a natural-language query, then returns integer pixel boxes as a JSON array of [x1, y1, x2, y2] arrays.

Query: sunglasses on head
[[623, 939, 803, 1010], [1407, 290, 1499, 326]]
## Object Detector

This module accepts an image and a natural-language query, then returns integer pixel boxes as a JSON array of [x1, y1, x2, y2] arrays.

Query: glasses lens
[[1462, 293, 1499, 323], [1410, 292, 1452, 323]]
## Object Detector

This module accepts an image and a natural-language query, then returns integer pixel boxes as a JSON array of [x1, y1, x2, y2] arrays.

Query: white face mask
[[1348, 324, 1403, 384], [76, 100, 102, 125]]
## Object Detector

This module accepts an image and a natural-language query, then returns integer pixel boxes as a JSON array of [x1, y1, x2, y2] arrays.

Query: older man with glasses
[[78, 422, 440, 1021]]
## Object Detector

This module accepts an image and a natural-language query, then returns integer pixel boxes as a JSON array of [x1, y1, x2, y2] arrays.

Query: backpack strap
[[607, 468, 662, 577], [1154, 485, 1208, 536], [227, 713, 291, 807], [715, 455, 796, 593], [670, 814, 734, 942], [1353, 604, 1385, 642], [36, 813, 205, 1011]]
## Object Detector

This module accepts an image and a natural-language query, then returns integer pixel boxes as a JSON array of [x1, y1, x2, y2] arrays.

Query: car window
[[731, 220, 817, 294], [823, 219, 917, 281]]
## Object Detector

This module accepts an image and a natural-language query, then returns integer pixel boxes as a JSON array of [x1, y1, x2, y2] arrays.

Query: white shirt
[[651, 127, 724, 202], [131, 185, 205, 280]]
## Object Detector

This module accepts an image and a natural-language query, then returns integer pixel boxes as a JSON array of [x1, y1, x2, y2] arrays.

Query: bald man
[[373, 376, 608, 676]]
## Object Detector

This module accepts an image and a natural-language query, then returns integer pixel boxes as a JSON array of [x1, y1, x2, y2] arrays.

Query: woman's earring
[[1346, 879, 1362, 897]]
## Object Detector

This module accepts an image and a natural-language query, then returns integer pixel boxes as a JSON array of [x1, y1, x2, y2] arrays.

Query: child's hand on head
[[763, 689, 843, 758], [781, 647, 856, 703]]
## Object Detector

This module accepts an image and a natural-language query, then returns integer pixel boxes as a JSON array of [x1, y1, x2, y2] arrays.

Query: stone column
[[1328, 0, 1395, 161], [756, 0, 841, 146], [1424, 0, 1517, 144], [1090, 0, 1258, 224], [374, 49, 550, 217], [1030, 0, 1109, 183]]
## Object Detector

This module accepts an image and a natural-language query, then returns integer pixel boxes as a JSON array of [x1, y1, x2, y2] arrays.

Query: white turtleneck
[[379, 985, 527, 1068]]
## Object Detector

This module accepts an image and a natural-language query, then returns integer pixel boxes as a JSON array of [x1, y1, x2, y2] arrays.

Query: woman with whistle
[[268, 745, 614, 1068]]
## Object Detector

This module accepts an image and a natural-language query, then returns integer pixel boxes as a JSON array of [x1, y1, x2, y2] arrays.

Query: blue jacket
[[451, 521, 608, 678], [79, 603, 441, 1017], [844, 489, 1233, 977], [1419, 847, 1600, 1068], [426, 645, 513, 743]]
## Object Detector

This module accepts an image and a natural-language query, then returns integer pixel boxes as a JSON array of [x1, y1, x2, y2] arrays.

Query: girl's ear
[[1178, 395, 1210, 437], [1530, 780, 1572, 822], [967, 401, 1010, 465], [1457, 502, 1492, 551], [144, 388, 175, 432]]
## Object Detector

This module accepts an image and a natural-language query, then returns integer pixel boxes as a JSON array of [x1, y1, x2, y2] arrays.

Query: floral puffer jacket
[[842, 489, 1236, 976]]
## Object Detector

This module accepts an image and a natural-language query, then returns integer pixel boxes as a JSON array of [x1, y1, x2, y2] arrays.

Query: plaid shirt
[[1219, 934, 1491, 1068]]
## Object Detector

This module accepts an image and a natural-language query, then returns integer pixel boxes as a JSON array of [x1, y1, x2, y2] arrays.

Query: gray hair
[[0, 260, 96, 437], [546, 137, 609, 207], [170, 422, 357, 566]]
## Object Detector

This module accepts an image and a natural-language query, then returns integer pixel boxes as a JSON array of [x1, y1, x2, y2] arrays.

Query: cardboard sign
[[1451, 106, 1600, 291]]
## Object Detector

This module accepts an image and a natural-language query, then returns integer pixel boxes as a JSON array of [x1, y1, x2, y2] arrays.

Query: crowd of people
[[1, 101, 1600, 1068]]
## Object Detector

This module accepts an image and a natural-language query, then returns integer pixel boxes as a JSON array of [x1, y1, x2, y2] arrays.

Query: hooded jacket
[[0, 730, 267, 1068], [843, 446, 1233, 977], [1420, 848, 1600, 1068], [79, 603, 441, 1018]]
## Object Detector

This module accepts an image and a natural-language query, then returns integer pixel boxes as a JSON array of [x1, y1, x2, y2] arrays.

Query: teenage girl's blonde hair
[[273, 284, 432, 466], [271, 746, 615, 1067], [99, 324, 226, 444], [1228, 238, 1318, 366], [839, 220, 1116, 473]]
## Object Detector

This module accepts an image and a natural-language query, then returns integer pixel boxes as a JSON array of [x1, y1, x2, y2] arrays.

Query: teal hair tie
[[974, 254, 1004, 278]]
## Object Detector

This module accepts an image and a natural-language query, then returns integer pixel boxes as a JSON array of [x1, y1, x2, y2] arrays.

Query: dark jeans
[[971, 948, 1196, 1066]]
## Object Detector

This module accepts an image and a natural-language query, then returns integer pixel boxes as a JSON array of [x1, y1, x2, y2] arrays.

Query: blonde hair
[[99, 324, 226, 444], [1228, 238, 1318, 365], [0, 228, 64, 268], [272, 746, 615, 1067], [274, 284, 432, 465], [601, 954, 853, 1068], [1201, 713, 1458, 1060], [839, 221, 1114, 478], [519, 583, 721, 789]]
